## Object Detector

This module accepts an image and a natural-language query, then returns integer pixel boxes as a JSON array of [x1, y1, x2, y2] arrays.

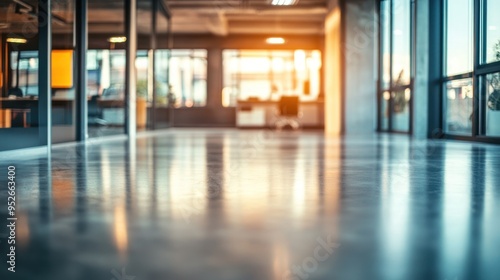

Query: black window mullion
[[388, 0, 394, 132], [476, 61, 500, 75], [377, 0, 384, 132], [409, 0, 416, 135], [472, 0, 481, 137], [479, 0, 487, 65], [443, 72, 474, 82]]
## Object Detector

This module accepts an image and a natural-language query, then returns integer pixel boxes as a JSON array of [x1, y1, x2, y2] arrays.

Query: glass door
[[378, 0, 414, 133]]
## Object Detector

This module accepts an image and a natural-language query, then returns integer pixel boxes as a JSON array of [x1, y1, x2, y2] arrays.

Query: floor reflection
[[1, 130, 500, 280]]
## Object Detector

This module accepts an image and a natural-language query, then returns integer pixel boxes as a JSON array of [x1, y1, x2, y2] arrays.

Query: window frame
[[376, 0, 415, 134], [440, 0, 500, 143]]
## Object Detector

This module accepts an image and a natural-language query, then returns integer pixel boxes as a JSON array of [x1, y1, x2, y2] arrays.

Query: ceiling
[[0, 0, 328, 36], [167, 0, 328, 35]]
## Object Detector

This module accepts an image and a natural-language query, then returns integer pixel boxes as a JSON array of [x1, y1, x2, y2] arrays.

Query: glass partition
[[52, 0, 76, 144], [222, 49, 322, 107], [86, 49, 127, 138], [0, 0, 44, 151], [87, 1, 126, 138], [164, 49, 207, 108], [137, 0, 152, 131]]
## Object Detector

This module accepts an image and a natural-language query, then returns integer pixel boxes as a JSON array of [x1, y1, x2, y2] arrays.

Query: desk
[[236, 100, 324, 128], [0, 98, 74, 127], [98, 99, 125, 108]]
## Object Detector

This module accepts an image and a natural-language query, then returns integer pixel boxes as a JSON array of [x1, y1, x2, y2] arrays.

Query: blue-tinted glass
[[446, 0, 473, 76], [445, 78, 474, 135], [392, 0, 411, 86], [484, 73, 500, 136], [485, 0, 500, 64]]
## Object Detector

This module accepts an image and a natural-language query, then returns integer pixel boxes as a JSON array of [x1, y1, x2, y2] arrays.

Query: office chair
[[6, 87, 31, 127], [88, 95, 107, 126], [275, 96, 301, 130], [8, 87, 23, 97]]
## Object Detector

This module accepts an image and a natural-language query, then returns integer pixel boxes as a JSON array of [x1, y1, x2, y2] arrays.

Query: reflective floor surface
[[1, 129, 500, 280]]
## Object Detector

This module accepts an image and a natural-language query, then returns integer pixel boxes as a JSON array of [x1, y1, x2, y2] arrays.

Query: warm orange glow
[[266, 37, 286, 45], [324, 7, 343, 135], [0, 109, 12, 128], [7, 38, 27, 44], [114, 205, 128, 258], [52, 171, 74, 213], [271, 0, 298, 5], [108, 36, 127, 43], [16, 212, 30, 248], [51, 50, 74, 88]]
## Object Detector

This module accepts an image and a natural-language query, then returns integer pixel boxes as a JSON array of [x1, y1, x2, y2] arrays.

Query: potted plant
[[488, 41, 500, 111], [136, 79, 148, 128]]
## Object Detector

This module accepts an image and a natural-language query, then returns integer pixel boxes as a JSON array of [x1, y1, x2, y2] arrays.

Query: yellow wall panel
[[51, 50, 73, 88]]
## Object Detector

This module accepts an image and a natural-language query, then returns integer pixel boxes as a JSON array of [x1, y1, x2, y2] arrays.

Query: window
[[159, 49, 207, 108], [442, 0, 500, 140], [484, 0, 500, 64], [445, 0, 473, 76], [377, 0, 413, 133], [442, 0, 474, 136], [444, 78, 474, 135], [222, 49, 322, 107], [392, 0, 411, 86], [380, 0, 391, 90], [483, 72, 500, 137], [10, 51, 39, 96], [86, 50, 127, 99]]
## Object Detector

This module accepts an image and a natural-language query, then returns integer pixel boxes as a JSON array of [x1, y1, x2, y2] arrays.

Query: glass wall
[[0, 0, 172, 152], [0, 0, 44, 151], [154, 50, 170, 108], [222, 49, 322, 107], [159, 49, 207, 108], [87, 1, 126, 138], [442, 0, 500, 141], [52, 0, 76, 144], [377, 0, 414, 133]]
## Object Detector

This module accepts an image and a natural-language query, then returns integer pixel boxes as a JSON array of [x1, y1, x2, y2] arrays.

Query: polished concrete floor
[[1, 129, 500, 280]]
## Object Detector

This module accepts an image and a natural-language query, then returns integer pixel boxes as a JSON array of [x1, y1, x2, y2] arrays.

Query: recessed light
[[489, 25, 497, 31], [7, 38, 27, 44], [108, 36, 127, 43], [271, 0, 298, 6], [266, 37, 285, 44]]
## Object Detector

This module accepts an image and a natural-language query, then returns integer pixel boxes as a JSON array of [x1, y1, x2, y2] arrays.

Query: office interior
[[1, 0, 500, 279]]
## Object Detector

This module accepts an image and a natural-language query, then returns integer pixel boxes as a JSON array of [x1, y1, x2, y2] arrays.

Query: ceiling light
[[266, 37, 285, 44], [271, 0, 298, 6], [489, 25, 497, 31], [7, 38, 27, 44], [108, 36, 127, 43]]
